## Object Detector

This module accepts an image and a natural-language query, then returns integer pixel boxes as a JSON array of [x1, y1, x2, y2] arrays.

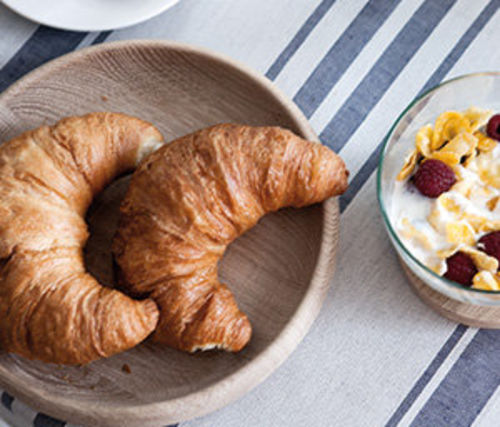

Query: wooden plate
[[0, 40, 340, 426]]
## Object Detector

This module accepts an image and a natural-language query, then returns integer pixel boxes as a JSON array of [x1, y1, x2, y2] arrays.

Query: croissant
[[113, 124, 348, 352], [0, 112, 163, 365]]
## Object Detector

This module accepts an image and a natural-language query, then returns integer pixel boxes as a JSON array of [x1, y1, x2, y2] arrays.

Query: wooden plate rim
[[0, 40, 340, 425]]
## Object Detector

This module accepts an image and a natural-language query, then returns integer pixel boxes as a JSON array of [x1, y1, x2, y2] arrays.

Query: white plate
[[1, 0, 180, 32]]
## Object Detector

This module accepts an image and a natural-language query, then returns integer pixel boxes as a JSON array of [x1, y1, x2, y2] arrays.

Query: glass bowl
[[377, 72, 500, 306]]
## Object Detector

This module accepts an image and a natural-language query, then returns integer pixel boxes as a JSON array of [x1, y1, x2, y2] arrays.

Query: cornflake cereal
[[392, 107, 500, 290]]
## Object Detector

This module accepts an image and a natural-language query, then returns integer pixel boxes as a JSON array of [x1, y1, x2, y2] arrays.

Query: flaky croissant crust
[[113, 124, 348, 353], [0, 112, 163, 365]]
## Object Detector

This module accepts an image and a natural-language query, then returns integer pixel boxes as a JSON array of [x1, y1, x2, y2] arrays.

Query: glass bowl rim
[[376, 71, 500, 296]]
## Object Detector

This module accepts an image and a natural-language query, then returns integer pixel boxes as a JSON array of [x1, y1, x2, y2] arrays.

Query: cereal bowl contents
[[392, 107, 500, 291], [377, 72, 500, 306]]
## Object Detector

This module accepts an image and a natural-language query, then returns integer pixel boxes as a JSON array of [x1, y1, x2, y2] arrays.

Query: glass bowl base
[[400, 258, 500, 328]]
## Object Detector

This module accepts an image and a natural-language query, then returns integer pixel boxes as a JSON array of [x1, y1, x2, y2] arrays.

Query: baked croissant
[[0, 112, 163, 365], [113, 124, 348, 353]]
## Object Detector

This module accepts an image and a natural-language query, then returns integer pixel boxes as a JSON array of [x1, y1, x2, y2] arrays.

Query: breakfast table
[[0, 0, 500, 426]]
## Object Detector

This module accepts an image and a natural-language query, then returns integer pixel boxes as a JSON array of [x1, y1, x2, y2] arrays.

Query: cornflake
[[464, 106, 494, 132], [445, 221, 475, 246], [431, 111, 471, 150], [416, 125, 433, 157], [472, 271, 500, 291], [397, 149, 419, 181], [475, 131, 497, 152]]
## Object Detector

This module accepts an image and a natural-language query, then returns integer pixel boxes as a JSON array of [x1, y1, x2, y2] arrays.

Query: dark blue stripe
[[265, 0, 337, 80], [340, 145, 380, 213], [411, 329, 500, 427], [91, 31, 112, 45], [294, 0, 401, 118], [385, 325, 467, 427], [33, 413, 65, 427], [320, 0, 456, 152], [0, 26, 88, 93], [1, 391, 14, 411]]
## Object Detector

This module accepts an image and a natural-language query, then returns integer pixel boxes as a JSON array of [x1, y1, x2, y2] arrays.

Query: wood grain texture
[[402, 261, 500, 328], [0, 40, 341, 426]]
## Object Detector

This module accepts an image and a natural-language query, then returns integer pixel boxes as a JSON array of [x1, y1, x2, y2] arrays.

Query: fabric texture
[[0, 0, 499, 425]]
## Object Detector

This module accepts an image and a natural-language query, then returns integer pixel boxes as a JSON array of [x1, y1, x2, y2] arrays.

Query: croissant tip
[[225, 314, 252, 352]]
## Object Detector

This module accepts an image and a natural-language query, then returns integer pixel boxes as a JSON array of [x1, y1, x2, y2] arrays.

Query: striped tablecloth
[[1, 0, 500, 425]]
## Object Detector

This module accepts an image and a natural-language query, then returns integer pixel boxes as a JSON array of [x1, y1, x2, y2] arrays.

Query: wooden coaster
[[401, 260, 500, 329]]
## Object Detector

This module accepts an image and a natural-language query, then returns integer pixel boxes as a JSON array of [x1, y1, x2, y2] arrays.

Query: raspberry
[[478, 231, 500, 265], [486, 114, 500, 141], [413, 159, 456, 198], [444, 252, 477, 286]]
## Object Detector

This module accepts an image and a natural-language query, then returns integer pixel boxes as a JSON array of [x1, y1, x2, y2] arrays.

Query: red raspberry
[[444, 252, 477, 287], [478, 231, 500, 266], [486, 114, 500, 141], [413, 159, 456, 198]]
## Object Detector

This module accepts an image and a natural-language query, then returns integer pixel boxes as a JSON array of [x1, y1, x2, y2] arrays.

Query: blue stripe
[[265, 0, 337, 80], [91, 31, 112, 45], [1, 391, 14, 411], [411, 329, 500, 427], [33, 413, 65, 427], [320, 0, 456, 152], [294, 0, 402, 118], [340, 145, 380, 213], [385, 325, 467, 427], [0, 26, 88, 93]]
